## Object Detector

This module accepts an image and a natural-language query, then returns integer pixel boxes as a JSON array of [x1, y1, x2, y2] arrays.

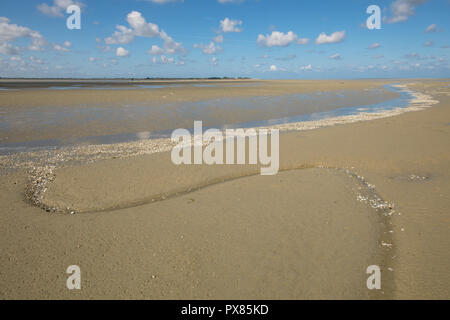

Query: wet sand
[[0, 79, 449, 299], [0, 79, 398, 144]]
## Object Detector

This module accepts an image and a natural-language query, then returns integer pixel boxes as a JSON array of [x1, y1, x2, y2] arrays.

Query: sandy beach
[[0, 79, 449, 299]]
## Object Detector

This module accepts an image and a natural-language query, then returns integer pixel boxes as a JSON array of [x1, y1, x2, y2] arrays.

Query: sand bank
[[0, 80, 448, 299], [0, 80, 399, 144]]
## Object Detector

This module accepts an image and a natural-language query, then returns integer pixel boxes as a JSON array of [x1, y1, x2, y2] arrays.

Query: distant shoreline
[[0, 78, 258, 89]]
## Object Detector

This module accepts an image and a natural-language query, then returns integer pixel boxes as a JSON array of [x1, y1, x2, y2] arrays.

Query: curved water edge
[[0, 83, 440, 170], [0, 83, 435, 157]]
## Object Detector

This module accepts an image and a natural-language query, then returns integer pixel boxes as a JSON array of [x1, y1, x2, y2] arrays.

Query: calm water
[[0, 84, 412, 155]]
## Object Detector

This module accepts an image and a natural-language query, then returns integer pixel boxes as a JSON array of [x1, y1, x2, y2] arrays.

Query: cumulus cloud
[[159, 30, 185, 54], [105, 25, 135, 45], [29, 56, 45, 64], [384, 0, 427, 24], [127, 11, 160, 37], [147, 0, 183, 3], [257, 31, 303, 47], [315, 31, 346, 44], [193, 42, 222, 55], [53, 44, 69, 52], [213, 34, 224, 43], [105, 11, 185, 56], [37, 0, 84, 18], [210, 57, 218, 66], [0, 17, 47, 54], [152, 55, 175, 64], [148, 45, 165, 55], [404, 52, 420, 59], [368, 42, 381, 49], [220, 18, 243, 33], [300, 64, 313, 71], [116, 47, 129, 57], [425, 24, 440, 33], [0, 42, 19, 55], [296, 38, 310, 45], [329, 53, 341, 60], [218, 0, 244, 3], [269, 65, 277, 71]]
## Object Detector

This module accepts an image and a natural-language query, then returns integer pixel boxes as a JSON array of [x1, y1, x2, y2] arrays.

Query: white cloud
[[159, 30, 185, 54], [148, 45, 165, 55], [37, 0, 83, 18], [28, 31, 47, 51], [127, 11, 160, 38], [0, 17, 47, 54], [64, 40, 71, 47], [329, 53, 341, 60], [210, 57, 218, 66], [404, 52, 420, 59], [368, 42, 380, 49], [315, 31, 346, 44], [425, 24, 440, 33], [257, 31, 298, 47], [194, 42, 222, 55], [0, 42, 19, 55], [218, 0, 244, 4], [152, 55, 175, 64], [220, 18, 243, 33], [213, 34, 224, 43], [384, 0, 427, 24], [160, 55, 174, 64], [424, 40, 433, 47], [53, 44, 69, 52], [105, 11, 185, 55], [147, 0, 183, 3], [9, 55, 22, 62], [270, 65, 277, 71], [116, 47, 129, 57], [296, 38, 310, 45], [300, 64, 313, 71], [29, 56, 44, 64], [105, 25, 135, 45], [0, 17, 31, 42], [89, 57, 95, 62]]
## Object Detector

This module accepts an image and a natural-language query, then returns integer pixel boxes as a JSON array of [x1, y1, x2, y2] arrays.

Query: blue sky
[[0, 0, 449, 78]]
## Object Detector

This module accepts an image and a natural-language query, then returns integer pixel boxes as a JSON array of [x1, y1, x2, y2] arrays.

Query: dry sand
[[0, 79, 449, 299]]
